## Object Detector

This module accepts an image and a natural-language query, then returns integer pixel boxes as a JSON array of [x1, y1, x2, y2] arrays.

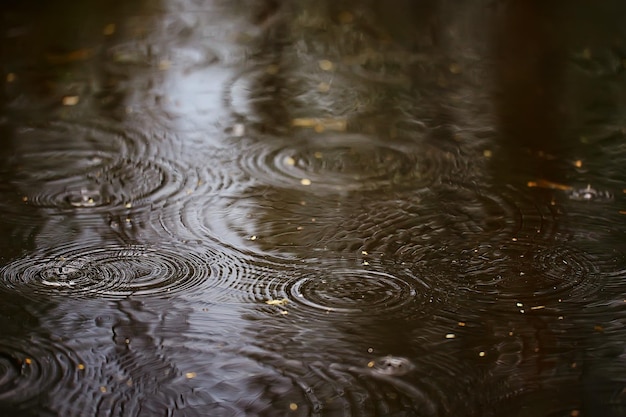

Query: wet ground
[[0, 0, 625, 416]]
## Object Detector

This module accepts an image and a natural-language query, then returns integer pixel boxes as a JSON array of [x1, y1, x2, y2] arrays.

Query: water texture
[[0, 0, 625, 416]]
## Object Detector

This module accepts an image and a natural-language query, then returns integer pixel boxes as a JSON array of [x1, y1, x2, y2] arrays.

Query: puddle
[[0, 0, 625, 416]]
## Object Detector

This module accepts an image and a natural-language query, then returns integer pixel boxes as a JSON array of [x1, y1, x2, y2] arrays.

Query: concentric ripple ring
[[235, 134, 450, 193], [0, 336, 87, 411], [260, 267, 433, 320], [0, 243, 222, 299]]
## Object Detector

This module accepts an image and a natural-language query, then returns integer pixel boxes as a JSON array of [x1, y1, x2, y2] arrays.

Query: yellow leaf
[[265, 298, 289, 306]]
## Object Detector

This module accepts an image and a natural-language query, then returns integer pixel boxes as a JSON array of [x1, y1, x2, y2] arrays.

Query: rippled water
[[1, 0, 626, 416]]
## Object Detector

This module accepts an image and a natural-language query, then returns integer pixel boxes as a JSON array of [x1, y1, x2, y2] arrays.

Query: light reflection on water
[[0, 0, 626, 416]]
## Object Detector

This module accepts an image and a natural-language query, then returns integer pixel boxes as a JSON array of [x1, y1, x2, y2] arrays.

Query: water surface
[[1, 0, 625, 416]]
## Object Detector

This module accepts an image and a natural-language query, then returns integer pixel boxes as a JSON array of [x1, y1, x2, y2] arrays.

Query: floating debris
[[265, 64, 279, 75], [449, 62, 462, 74], [291, 117, 347, 132], [158, 60, 171, 70], [317, 82, 331, 92], [527, 179, 572, 191], [265, 298, 289, 306], [318, 59, 334, 71], [338, 11, 354, 24], [46, 49, 92, 64], [103, 23, 116, 36], [232, 123, 245, 137], [62, 96, 80, 106]]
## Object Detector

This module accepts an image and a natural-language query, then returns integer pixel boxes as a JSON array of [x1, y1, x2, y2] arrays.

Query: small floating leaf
[[265, 298, 289, 306], [318, 59, 334, 71], [62, 96, 80, 106]]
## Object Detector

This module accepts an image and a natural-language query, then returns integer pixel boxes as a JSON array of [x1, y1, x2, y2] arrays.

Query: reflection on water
[[1, 0, 626, 416]]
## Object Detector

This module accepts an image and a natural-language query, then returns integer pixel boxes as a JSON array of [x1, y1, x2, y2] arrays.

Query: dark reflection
[[0, 0, 626, 416], [0, 123, 42, 260], [492, 0, 626, 186], [1, 0, 144, 120], [0, 297, 74, 417], [493, 1, 565, 155]]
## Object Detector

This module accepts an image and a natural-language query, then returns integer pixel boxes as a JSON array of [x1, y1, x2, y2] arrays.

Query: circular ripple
[[11, 120, 157, 170], [22, 157, 203, 212], [0, 336, 87, 411], [451, 239, 602, 307], [164, 183, 535, 259], [235, 134, 453, 193], [11, 123, 122, 184], [259, 267, 433, 320], [231, 347, 442, 417], [354, 184, 560, 260], [0, 242, 236, 300], [405, 316, 548, 414], [289, 270, 415, 314], [166, 191, 361, 257], [10, 121, 207, 213]]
